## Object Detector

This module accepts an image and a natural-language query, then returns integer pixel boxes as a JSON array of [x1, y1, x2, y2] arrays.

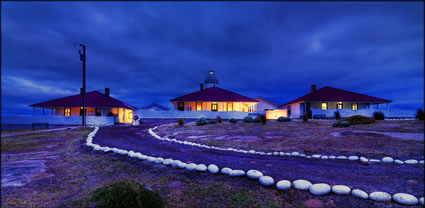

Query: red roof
[[282, 86, 391, 106], [30, 91, 136, 110], [170, 86, 258, 102]]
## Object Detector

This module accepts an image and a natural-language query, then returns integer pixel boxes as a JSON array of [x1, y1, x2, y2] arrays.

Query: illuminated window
[[321, 102, 327, 110], [352, 103, 358, 110], [64, 107, 71, 117], [227, 103, 233, 111], [127, 111, 132, 119], [196, 102, 202, 111], [211, 102, 217, 111], [337, 102, 343, 109]]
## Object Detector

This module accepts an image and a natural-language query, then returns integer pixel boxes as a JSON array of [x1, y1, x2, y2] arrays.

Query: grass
[[156, 120, 424, 158]]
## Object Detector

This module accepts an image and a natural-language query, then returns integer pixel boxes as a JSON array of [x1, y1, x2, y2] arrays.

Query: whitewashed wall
[[255, 99, 279, 111], [136, 109, 255, 119], [311, 108, 416, 118], [1, 115, 114, 125]]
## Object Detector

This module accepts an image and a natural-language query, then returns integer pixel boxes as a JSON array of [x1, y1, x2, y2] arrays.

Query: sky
[[1, 1, 424, 115]]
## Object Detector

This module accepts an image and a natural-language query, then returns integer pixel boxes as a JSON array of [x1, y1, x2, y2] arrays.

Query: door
[[177, 102, 184, 111]]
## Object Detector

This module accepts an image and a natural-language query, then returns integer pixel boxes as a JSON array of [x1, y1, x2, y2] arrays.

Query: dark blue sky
[[2, 2, 424, 115]]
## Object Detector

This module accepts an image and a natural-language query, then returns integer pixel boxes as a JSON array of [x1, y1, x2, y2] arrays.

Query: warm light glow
[[211, 102, 217, 111], [266, 109, 288, 120], [321, 102, 327, 110], [196, 102, 202, 111], [352, 103, 358, 110], [64, 107, 71, 117], [337, 102, 343, 109], [227, 103, 233, 111]]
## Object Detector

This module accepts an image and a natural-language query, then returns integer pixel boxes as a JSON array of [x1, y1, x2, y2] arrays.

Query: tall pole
[[79, 44, 86, 126]]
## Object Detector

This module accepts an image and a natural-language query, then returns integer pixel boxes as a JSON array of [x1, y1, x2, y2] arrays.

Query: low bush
[[90, 180, 163, 208], [259, 115, 266, 125], [333, 121, 350, 127], [243, 116, 253, 123], [208, 119, 217, 124], [302, 113, 308, 122], [253, 117, 261, 123], [373, 111, 385, 120], [416, 109, 424, 120], [216, 116, 222, 123], [196, 117, 208, 126], [277, 116, 291, 122], [344, 115, 375, 125], [229, 118, 237, 123], [334, 111, 341, 120], [177, 118, 184, 126]]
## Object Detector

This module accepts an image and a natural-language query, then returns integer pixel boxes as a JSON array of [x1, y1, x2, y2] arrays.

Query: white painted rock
[[312, 154, 321, 159], [177, 162, 187, 168], [352, 189, 368, 199], [279, 152, 285, 156], [321, 156, 328, 159], [299, 154, 306, 157], [291, 152, 299, 156], [348, 156, 359, 161], [247, 170, 263, 179], [392, 193, 418, 205], [332, 185, 351, 195], [285, 153, 291, 156], [405, 159, 418, 164], [420, 160, 424, 164], [207, 164, 219, 174], [266, 153, 272, 155], [162, 159, 173, 165], [276, 180, 291, 190], [360, 157, 368, 163], [309, 183, 331, 196], [306, 156, 312, 158], [196, 164, 207, 172], [329, 156, 336, 159], [369, 159, 381, 163], [147, 157, 155, 162], [382, 157, 394, 163], [394, 159, 404, 164], [230, 170, 245, 177], [293, 179, 312, 190], [369, 191, 392, 202], [171, 160, 181, 167], [273, 152, 279, 155], [154, 157, 164, 164], [337, 156, 347, 160], [259, 176, 274, 186], [419, 197, 424, 206], [221, 167, 232, 175]]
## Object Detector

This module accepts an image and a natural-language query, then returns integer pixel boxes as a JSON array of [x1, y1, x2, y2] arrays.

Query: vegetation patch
[[344, 115, 375, 125], [277, 117, 291, 122], [196, 117, 208, 126], [373, 111, 385, 120], [229, 118, 238, 124], [243, 116, 254, 123]]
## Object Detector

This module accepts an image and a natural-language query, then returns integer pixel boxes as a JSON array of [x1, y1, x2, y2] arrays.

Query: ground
[[1, 119, 423, 208]]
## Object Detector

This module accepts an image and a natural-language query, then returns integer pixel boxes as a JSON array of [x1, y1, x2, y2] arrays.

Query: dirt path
[[94, 120, 424, 197], [1, 126, 82, 138]]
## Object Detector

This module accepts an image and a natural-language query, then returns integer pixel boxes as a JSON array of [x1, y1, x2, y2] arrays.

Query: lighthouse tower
[[204, 70, 219, 89]]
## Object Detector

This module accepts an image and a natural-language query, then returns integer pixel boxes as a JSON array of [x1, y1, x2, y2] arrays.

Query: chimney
[[311, 84, 316, 92], [105, 88, 110, 97], [80, 88, 84, 95], [200, 83, 204, 91]]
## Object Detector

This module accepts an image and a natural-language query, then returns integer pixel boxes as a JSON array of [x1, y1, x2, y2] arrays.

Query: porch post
[[50, 108, 52, 116], [33, 107, 35, 116], [42, 107, 45, 116], [101, 108, 104, 116], [387, 103, 389, 110]]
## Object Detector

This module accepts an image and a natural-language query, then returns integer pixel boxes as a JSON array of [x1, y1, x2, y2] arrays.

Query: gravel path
[[94, 120, 424, 197]]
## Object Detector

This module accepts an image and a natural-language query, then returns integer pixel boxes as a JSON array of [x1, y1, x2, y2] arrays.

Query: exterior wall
[[265, 109, 288, 120], [171, 101, 258, 112], [256, 100, 279, 112], [288, 102, 302, 118], [310, 108, 415, 118], [124, 109, 133, 123], [2, 115, 114, 125], [135, 109, 254, 119]]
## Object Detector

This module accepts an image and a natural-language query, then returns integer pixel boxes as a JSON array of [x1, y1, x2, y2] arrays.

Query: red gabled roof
[[255, 97, 280, 107], [30, 91, 136, 110], [170, 86, 258, 102], [282, 86, 391, 106]]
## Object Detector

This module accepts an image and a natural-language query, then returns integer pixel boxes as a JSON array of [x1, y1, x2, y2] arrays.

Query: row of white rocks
[[87, 126, 424, 206], [149, 125, 424, 166]]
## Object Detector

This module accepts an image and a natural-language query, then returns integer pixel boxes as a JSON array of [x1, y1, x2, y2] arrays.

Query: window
[[337, 102, 343, 109], [211, 102, 217, 111], [321, 102, 328, 110], [352, 103, 358, 111], [227, 103, 233, 111], [80, 107, 84, 116], [64, 107, 71, 117], [196, 102, 202, 111], [127, 111, 133, 119], [177, 102, 184, 111], [96, 108, 101, 116]]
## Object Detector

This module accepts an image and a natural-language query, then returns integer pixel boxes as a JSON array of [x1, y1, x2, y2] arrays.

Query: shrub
[[302, 113, 308, 122], [373, 111, 385, 120], [208, 119, 217, 124], [229, 118, 237, 123], [259, 115, 266, 125], [216, 116, 222, 123], [332, 121, 350, 127], [277, 116, 291, 122], [416, 109, 424, 120], [177, 118, 184, 126], [334, 111, 341, 120], [344, 115, 375, 125], [90, 180, 163, 208], [243, 116, 253, 123], [196, 117, 208, 126], [253, 117, 261, 123]]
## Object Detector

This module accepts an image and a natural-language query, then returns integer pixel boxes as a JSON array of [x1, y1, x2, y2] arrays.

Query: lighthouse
[[204, 70, 219, 89]]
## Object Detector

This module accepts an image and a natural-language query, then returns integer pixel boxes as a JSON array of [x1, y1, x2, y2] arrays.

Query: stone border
[[150, 124, 424, 166], [86, 126, 424, 206]]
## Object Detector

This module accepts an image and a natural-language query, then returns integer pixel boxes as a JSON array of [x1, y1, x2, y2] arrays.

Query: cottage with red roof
[[281, 85, 392, 118], [30, 88, 136, 124], [170, 71, 259, 112]]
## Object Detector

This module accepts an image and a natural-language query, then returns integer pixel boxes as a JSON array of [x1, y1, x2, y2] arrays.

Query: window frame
[[211, 102, 218, 111], [196, 102, 202, 111], [337, 102, 343, 109], [321, 102, 328, 110], [227, 102, 233, 111], [64, 107, 71, 117], [352, 103, 358, 111]]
